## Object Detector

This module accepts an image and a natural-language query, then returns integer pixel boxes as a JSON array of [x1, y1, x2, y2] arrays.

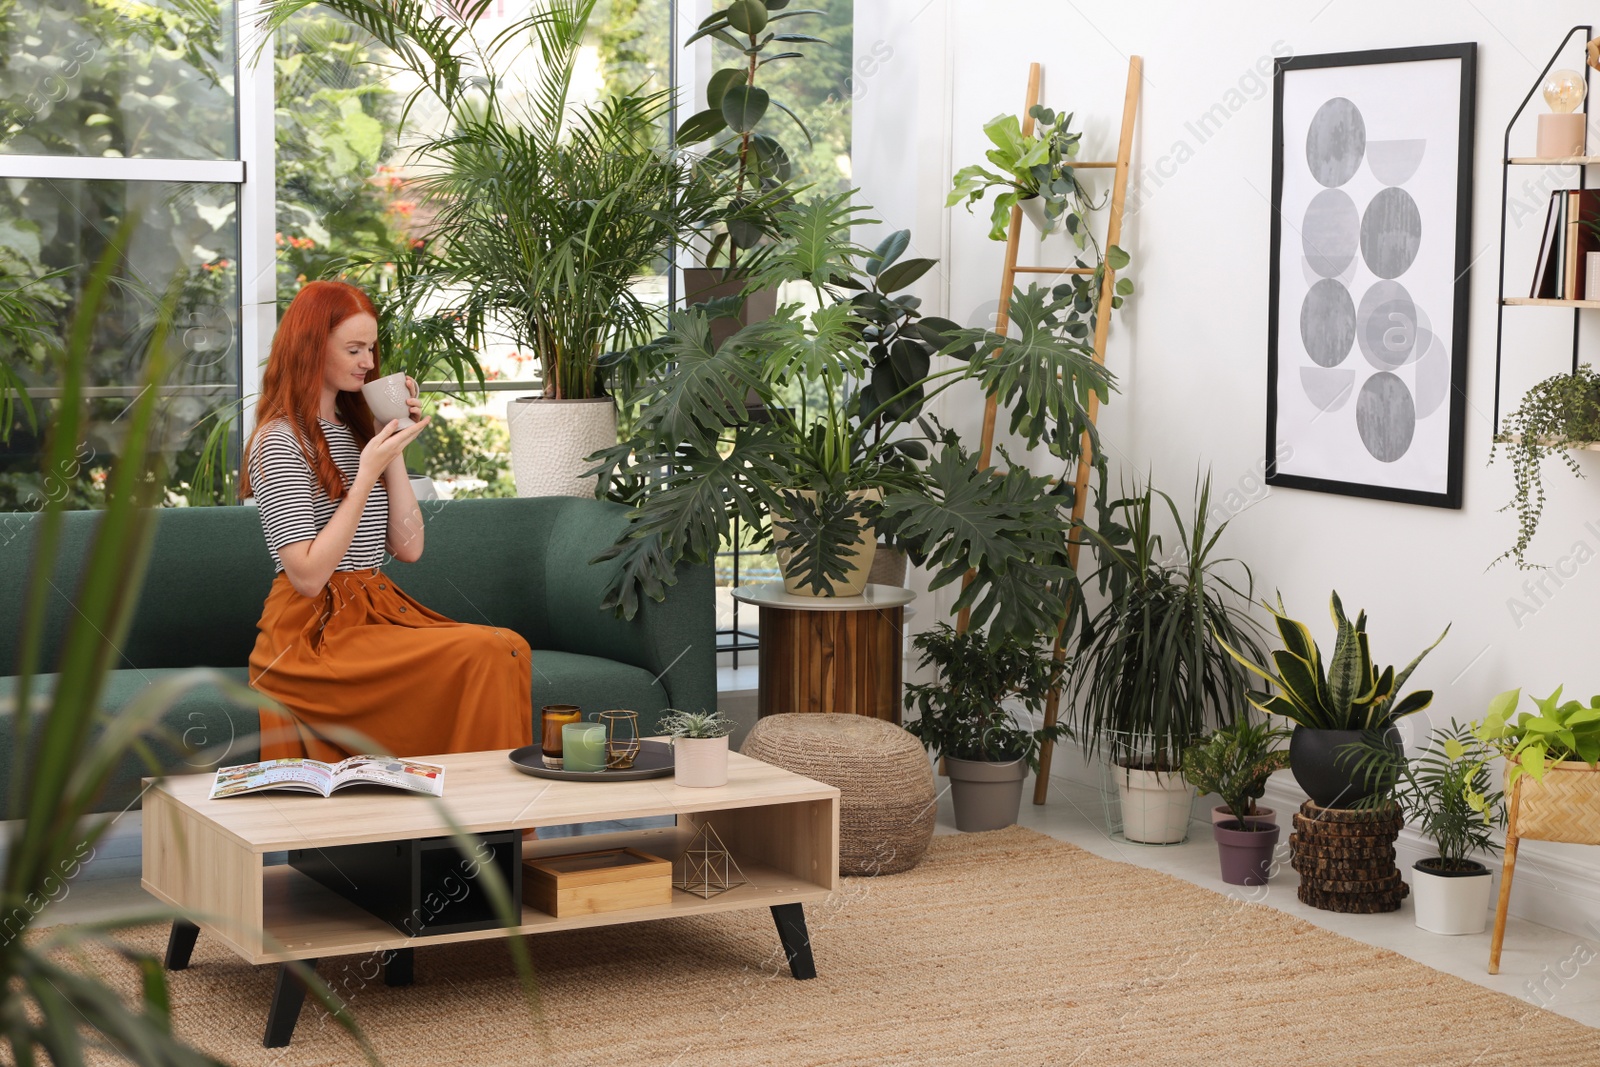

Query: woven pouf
[[740, 713, 935, 876]]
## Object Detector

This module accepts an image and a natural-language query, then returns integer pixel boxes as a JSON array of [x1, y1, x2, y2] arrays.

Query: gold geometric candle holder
[[673, 824, 747, 899], [597, 709, 640, 770]]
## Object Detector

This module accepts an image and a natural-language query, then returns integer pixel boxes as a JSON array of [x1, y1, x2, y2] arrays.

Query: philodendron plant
[[948, 105, 1109, 246], [1220, 592, 1449, 732]]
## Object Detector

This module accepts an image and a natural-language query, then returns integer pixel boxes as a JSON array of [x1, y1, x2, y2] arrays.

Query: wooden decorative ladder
[[954, 56, 1142, 806]]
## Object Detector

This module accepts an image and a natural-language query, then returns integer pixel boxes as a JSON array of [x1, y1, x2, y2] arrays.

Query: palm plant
[[0, 258, 70, 445], [589, 194, 1112, 634], [1066, 475, 1269, 770], [1219, 591, 1449, 731], [259, 0, 731, 400]]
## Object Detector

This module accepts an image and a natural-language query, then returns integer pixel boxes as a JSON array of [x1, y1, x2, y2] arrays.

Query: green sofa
[[0, 496, 714, 813]]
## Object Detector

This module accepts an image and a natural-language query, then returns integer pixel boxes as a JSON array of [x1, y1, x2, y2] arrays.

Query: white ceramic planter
[[1411, 860, 1493, 935], [506, 396, 617, 498], [1018, 194, 1057, 235], [1116, 764, 1193, 844], [673, 735, 729, 788], [408, 474, 439, 501]]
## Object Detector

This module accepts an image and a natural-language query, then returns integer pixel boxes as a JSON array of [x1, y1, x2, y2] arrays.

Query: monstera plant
[[591, 194, 1112, 638]]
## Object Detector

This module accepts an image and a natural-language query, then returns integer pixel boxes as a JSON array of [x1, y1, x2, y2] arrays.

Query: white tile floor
[[32, 768, 1600, 1030]]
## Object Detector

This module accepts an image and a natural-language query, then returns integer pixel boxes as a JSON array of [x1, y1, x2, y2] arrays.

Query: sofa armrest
[[541, 499, 717, 718]]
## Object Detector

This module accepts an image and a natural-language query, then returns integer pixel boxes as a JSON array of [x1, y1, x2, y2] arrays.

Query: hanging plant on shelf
[[1491, 364, 1600, 568]]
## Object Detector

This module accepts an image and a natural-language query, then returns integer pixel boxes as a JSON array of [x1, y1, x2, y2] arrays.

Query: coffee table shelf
[[143, 748, 840, 1046]]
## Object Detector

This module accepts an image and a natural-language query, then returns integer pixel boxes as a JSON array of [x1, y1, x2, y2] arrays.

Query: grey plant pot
[[945, 755, 1027, 832]]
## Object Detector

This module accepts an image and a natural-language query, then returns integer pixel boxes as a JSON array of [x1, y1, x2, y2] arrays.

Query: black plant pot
[[1289, 726, 1400, 809]]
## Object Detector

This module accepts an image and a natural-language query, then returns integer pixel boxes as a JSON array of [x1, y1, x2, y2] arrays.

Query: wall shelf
[[1507, 156, 1600, 165], [1494, 25, 1596, 431]]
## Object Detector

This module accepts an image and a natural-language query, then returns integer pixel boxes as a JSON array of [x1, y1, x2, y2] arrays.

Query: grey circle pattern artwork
[[1302, 188, 1361, 277], [1356, 280, 1418, 370], [1355, 372, 1416, 463], [1301, 278, 1357, 367], [1365, 139, 1426, 186], [1360, 186, 1423, 278], [1305, 97, 1366, 187]]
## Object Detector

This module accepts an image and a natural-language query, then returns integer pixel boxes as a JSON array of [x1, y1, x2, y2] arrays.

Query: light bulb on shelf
[[1537, 68, 1589, 159], [1544, 68, 1588, 113]]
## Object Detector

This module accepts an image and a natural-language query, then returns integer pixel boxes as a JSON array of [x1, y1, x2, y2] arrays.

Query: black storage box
[[288, 830, 523, 936]]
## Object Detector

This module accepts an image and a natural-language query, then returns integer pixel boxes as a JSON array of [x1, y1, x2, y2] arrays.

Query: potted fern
[[1182, 718, 1291, 885], [1491, 364, 1600, 568], [1220, 592, 1449, 809], [1350, 721, 1505, 934], [658, 709, 738, 788], [902, 624, 1067, 832], [1067, 476, 1268, 844]]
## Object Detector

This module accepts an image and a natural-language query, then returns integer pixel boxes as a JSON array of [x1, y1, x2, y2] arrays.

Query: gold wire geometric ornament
[[673, 824, 747, 898], [596, 709, 640, 770]]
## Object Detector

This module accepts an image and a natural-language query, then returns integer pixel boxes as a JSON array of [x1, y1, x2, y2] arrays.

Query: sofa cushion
[[0, 667, 260, 816], [526, 650, 673, 735]]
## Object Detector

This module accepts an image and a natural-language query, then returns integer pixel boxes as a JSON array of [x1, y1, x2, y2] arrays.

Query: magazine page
[[329, 756, 445, 797], [210, 759, 334, 799]]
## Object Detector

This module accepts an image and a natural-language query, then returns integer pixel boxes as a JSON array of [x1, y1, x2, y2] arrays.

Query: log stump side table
[[731, 581, 915, 724]]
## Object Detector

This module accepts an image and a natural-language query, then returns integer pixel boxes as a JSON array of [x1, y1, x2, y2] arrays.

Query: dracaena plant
[[590, 194, 1114, 635], [674, 0, 825, 269], [1219, 591, 1450, 732]]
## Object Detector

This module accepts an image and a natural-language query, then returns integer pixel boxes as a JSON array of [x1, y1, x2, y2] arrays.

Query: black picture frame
[[1265, 43, 1477, 509]]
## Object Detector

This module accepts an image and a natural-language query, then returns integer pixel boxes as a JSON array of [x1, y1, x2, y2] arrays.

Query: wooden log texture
[[757, 604, 904, 723]]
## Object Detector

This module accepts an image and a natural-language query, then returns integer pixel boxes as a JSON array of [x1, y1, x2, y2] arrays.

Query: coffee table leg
[[263, 960, 317, 1048], [164, 919, 200, 971], [770, 904, 816, 980], [383, 947, 414, 987]]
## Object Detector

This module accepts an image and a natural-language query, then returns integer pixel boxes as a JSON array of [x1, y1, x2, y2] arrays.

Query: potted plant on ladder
[[1066, 475, 1268, 844], [903, 623, 1067, 832]]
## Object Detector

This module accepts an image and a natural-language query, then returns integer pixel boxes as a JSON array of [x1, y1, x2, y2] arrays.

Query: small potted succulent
[[1220, 592, 1449, 809], [1350, 721, 1506, 934], [657, 709, 738, 788], [1182, 719, 1291, 886], [903, 624, 1067, 832]]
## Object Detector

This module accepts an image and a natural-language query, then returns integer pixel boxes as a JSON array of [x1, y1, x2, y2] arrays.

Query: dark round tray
[[507, 739, 674, 782]]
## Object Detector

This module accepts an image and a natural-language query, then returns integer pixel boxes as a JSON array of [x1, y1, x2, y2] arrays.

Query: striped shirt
[[248, 418, 388, 575]]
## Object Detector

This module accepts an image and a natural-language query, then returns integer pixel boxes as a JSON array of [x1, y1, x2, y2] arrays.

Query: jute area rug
[[69, 826, 1597, 1066]]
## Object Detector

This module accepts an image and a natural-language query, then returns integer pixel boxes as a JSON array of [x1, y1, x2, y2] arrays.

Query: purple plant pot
[[1214, 820, 1282, 886]]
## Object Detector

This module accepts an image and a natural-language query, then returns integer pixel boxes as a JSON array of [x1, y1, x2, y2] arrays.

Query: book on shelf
[[208, 755, 445, 799], [1532, 190, 1563, 298], [1531, 189, 1600, 299]]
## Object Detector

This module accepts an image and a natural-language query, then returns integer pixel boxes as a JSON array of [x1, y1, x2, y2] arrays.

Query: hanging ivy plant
[[1492, 364, 1600, 568]]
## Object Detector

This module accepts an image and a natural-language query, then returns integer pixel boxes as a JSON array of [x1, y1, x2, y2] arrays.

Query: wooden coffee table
[[142, 747, 840, 1047]]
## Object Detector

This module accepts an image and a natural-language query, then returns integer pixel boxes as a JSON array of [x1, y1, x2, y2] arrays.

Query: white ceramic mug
[[361, 371, 417, 427]]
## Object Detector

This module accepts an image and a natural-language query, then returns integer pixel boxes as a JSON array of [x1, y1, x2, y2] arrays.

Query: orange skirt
[[249, 569, 533, 762]]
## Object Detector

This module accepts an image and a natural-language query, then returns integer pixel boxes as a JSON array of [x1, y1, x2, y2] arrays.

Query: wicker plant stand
[[1490, 761, 1600, 973], [1289, 800, 1409, 914]]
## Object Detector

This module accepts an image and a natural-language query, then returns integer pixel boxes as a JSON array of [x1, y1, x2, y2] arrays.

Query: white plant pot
[[1587, 252, 1600, 302], [408, 473, 439, 501], [1116, 764, 1193, 844], [1411, 860, 1493, 935], [506, 396, 617, 498], [1018, 194, 1057, 234], [673, 735, 729, 788]]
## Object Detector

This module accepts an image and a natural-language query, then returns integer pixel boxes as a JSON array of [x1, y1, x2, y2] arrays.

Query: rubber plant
[[674, 0, 825, 269], [1490, 364, 1600, 569], [590, 194, 1111, 637]]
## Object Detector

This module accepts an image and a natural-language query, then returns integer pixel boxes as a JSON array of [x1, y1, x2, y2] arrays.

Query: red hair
[[241, 280, 383, 502]]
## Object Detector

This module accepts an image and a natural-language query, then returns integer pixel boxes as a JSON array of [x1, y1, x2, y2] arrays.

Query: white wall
[[855, 1, 1600, 933]]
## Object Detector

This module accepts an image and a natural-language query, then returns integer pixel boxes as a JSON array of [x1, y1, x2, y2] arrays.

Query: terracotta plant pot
[[506, 396, 617, 498], [1411, 858, 1492, 935], [1214, 820, 1281, 886], [672, 735, 729, 788], [1115, 763, 1193, 844], [945, 755, 1027, 832], [1210, 804, 1276, 827], [773, 488, 880, 597], [1289, 726, 1399, 809]]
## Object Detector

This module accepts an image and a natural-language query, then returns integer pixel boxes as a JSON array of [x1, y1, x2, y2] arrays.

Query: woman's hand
[[404, 376, 423, 422], [357, 415, 430, 486]]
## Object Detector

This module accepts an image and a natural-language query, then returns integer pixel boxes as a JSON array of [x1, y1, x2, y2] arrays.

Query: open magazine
[[209, 756, 445, 800]]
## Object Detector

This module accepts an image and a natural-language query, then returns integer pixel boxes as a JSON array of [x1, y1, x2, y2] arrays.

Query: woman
[[241, 280, 532, 762]]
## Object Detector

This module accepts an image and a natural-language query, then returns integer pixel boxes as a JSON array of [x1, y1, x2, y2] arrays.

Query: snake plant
[[1219, 592, 1449, 731]]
